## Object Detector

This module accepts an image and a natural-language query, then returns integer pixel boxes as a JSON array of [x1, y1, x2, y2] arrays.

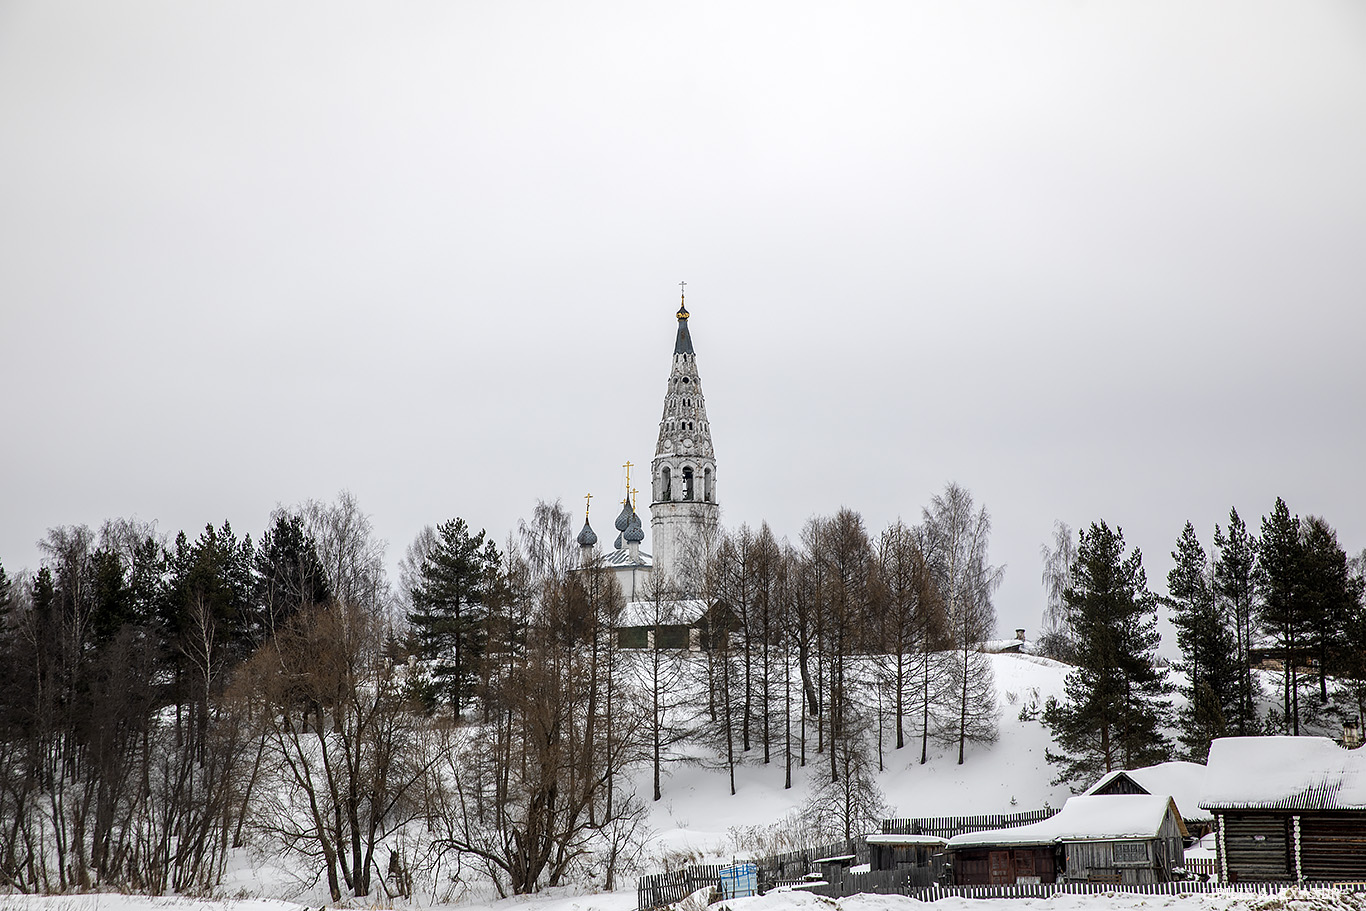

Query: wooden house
[[1200, 736, 1366, 883], [613, 598, 738, 650], [946, 794, 1187, 885], [1085, 761, 1213, 838], [865, 834, 946, 886]]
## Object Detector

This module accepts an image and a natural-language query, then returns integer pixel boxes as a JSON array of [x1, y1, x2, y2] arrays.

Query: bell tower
[[650, 284, 718, 585]]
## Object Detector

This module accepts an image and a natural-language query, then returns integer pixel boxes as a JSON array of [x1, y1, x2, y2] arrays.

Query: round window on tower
[[682, 376, 691, 383]]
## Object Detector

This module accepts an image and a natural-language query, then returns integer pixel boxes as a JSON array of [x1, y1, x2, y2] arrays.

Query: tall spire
[[650, 286, 717, 585]]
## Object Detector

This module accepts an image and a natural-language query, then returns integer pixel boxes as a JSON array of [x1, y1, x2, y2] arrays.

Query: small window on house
[[618, 627, 648, 649], [656, 626, 690, 649]]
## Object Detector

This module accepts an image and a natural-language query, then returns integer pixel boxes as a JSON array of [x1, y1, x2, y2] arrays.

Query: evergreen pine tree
[[253, 511, 332, 644], [408, 517, 501, 718], [1044, 521, 1171, 787], [1299, 516, 1356, 703], [1167, 522, 1238, 761], [1258, 498, 1307, 734], [1213, 508, 1259, 735]]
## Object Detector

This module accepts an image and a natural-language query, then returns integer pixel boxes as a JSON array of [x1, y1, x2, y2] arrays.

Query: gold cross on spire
[[679, 280, 686, 301], [584, 492, 592, 522], [622, 460, 633, 497], [631, 487, 639, 510]]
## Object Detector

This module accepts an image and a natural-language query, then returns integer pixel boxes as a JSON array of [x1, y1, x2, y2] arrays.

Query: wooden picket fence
[[1185, 857, 1218, 879], [908, 881, 1366, 901]]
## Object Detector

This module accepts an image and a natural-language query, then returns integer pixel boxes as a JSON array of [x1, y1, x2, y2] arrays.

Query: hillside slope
[[637, 652, 1078, 862]]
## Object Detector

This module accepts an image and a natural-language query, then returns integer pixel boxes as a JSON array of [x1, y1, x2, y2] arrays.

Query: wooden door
[[989, 851, 1012, 884]]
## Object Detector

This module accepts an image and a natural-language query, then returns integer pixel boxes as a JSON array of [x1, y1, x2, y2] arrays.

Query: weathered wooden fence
[[636, 864, 725, 911], [881, 808, 1057, 839], [908, 881, 1366, 901], [751, 836, 869, 883]]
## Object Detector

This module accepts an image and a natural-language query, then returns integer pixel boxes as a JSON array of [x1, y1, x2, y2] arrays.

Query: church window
[[681, 376, 691, 384], [704, 467, 713, 502], [683, 467, 694, 501], [661, 466, 672, 501]]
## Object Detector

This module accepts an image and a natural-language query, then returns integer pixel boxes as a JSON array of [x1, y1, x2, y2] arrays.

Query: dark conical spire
[[674, 287, 694, 355]]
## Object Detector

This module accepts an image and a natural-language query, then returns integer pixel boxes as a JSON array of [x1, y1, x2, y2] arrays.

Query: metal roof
[[1200, 736, 1366, 811]]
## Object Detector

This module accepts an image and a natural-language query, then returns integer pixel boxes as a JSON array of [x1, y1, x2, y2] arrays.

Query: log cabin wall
[[1299, 813, 1366, 880], [1219, 814, 1292, 882]]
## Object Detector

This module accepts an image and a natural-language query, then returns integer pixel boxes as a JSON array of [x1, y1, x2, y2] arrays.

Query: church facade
[[576, 291, 719, 596]]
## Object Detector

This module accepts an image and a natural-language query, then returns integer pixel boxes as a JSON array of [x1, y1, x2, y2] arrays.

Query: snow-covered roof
[[1200, 736, 1366, 811], [948, 795, 1180, 848], [980, 638, 1026, 654], [1084, 761, 1212, 821], [602, 547, 651, 569], [865, 834, 948, 846], [617, 598, 707, 627]]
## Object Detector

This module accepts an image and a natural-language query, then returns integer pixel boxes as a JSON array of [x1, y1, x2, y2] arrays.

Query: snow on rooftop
[[1200, 736, 1366, 810], [865, 833, 948, 846], [948, 794, 1177, 848], [1084, 760, 1212, 821], [618, 598, 707, 626]]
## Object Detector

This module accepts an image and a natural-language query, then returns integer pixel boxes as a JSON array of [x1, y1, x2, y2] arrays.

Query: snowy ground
[[5, 885, 1366, 911], [6, 652, 1264, 910]]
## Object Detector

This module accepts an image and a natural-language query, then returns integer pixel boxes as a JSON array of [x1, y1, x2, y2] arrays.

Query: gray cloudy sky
[[3, 1, 1364, 643]]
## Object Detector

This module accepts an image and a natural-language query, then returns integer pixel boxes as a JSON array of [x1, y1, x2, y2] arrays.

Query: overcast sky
[[2, 1, 1364, 645]]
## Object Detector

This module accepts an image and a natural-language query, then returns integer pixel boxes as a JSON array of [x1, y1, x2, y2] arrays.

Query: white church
[[575, 290, 719, 599]]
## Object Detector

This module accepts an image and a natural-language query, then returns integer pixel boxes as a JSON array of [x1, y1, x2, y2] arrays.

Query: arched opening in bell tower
[[683, 467, 694, 501]]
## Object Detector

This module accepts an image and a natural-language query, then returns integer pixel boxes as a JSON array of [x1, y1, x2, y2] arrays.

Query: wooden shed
[[1200, 736, 1366, 883], [865, 834, 946, 886], [947, 794, 1187, 885]]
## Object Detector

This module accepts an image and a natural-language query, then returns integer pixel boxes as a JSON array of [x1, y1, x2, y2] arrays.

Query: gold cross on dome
[[584, 492, 592, 522]]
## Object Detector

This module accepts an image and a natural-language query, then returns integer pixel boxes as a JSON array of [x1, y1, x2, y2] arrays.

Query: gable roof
[[1200, 736, 1366, 811], [617, 598, 707, 627], [1085, 761, 1211, 821], [948, 794, 1184, 848]]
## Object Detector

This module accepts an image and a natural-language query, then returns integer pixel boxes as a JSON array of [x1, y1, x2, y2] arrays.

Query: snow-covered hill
[[637, 653, 1078, 864]]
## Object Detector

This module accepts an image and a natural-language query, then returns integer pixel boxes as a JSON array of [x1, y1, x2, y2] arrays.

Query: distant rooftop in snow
[[617, 598, 707, 627], [1084, 760, 1211, 821], [1200, 736, 1366, 811], [948, 794, 1181, 848]]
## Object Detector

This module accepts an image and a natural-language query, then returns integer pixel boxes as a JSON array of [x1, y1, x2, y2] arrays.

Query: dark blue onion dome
[[577, 520, 597, 547], [614, 532, 624, 550], [624, 511, 645, 543], [615, 500, 633, 532]]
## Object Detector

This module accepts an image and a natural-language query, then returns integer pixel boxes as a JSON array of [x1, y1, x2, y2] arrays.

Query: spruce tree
[[1167, 522, 1237, 761], [1044, 522, 1171, 787], [253, 512, 332, 643], [408, 517, 501, 718], [1299, 516, 1356, 702], [1213, 508, 1259, 734]]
